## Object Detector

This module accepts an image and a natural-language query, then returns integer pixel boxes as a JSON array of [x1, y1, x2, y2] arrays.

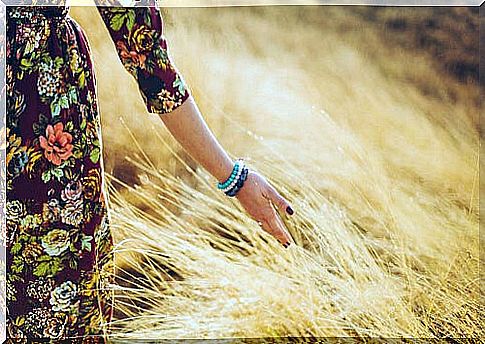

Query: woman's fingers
[[266, 183, 294, 216], [260, 220, 288, 247], [235, 171, 294, 248], [261, 207, 292, 247], [273, 212, 293, 245]]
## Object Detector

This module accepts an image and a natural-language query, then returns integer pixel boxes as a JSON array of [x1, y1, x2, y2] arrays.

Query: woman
[[5, 0, 294, 341]]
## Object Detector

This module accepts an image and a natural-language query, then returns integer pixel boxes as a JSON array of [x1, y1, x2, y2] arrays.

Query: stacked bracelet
[[225, 167, 249, 197], [217, 159, 249, 197], [217, 159, 243, 191]]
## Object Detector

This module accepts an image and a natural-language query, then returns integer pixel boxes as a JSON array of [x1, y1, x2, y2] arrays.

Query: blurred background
[[71, 4, 481, 339]]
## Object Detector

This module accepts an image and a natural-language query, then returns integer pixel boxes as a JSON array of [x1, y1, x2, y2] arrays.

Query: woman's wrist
[[215, 158, 237, 184]]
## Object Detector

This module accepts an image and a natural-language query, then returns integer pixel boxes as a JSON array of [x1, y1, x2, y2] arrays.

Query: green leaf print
[[68, 86, 78, 104], [90, 148, 100, 164], [33, 257, 62, 277], [65, 121, 74, 132], [8, 274, 22, 283], [173, 75, 186, 94], [59, 94, 70, 109], [81, 235, 93, 252], [42, 162, 66, 183], [18, 233, 30, 242], [80, 117, 87, 130], [110, 14, 125, 31], [33, 262, 49, 276], [54, 56, 64, 69], [11, 242, 22, 255], [11, 256, 24, 274], [51, 167, 64, 181], [110, 10, 136, 31], [126, 11, 136, 31], [73, 147, 84, 159], [51, 101, 61, 118], [41, 170, 51, 183], [25, 41, 35, 55], [20, 58, 33, 68], [78, 71, 86, 88]]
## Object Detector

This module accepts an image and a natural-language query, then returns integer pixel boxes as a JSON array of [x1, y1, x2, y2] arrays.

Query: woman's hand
[[160, 98, 294, 247], [236, 170, 294, 248]]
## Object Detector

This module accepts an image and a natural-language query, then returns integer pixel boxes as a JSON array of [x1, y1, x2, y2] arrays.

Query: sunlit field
[[71, 5, 481, 339]]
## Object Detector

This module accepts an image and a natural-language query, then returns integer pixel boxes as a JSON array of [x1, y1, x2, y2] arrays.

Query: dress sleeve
[[95, 0, 190, 115]]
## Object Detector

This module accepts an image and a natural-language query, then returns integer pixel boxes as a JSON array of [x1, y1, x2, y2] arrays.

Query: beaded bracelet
[[221, 161, 245, 193], [217, 159, 244, 190], [225, 166, 249, 197], [217, 159, 249, 197]]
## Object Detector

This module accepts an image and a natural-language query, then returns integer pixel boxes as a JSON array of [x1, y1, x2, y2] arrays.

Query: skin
[[160, 95, 295, 247]]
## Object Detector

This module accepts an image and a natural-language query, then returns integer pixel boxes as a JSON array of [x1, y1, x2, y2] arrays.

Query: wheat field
[[70, 4, 481, 340]]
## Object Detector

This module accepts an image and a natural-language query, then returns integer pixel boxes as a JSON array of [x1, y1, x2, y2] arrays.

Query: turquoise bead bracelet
[[221, 160, 245, 193], [218, 160, 243, 190]]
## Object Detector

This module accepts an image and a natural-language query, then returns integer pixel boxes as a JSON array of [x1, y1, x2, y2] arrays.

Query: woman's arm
[[160, 95, 294, 247], [95, 2, 294, 247]]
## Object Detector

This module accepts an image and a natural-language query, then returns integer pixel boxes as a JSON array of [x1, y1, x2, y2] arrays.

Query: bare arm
[[160, 95, 294, 247], [159, 96, 234, 184], [95, 2, 293, 247]]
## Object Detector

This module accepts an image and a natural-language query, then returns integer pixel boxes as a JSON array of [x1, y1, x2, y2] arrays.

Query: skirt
[[5, 6, 115, 343]]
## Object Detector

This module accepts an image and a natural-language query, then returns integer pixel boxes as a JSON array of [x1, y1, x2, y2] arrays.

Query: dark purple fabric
[[6, 3, 190, 342]]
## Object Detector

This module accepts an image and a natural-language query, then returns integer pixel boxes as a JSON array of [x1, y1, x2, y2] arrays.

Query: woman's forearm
[[159, 95, 235, 183], [159, 95, 294, 246]]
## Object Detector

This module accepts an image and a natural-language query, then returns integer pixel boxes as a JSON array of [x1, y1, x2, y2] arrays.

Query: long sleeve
[[95, 0, 190, 115]]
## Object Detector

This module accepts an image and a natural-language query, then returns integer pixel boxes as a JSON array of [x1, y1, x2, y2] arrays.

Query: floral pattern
[[6, 2, 190, 342]]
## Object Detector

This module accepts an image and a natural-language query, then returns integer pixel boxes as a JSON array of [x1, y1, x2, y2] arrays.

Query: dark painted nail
[[286, 206, 294, 215]]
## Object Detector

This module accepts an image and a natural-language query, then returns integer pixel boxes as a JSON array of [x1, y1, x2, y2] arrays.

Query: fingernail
[[286, 206, 294, 215]]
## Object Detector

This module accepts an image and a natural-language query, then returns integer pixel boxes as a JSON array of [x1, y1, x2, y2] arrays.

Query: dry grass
[[70, 5, 481, 339]]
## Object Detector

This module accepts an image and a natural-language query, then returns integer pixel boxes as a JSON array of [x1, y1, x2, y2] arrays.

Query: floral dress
[[5, 1, 190, 342]]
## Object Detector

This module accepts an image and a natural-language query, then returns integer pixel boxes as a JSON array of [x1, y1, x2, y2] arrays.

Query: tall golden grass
[[71, 5, 481, 339]]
